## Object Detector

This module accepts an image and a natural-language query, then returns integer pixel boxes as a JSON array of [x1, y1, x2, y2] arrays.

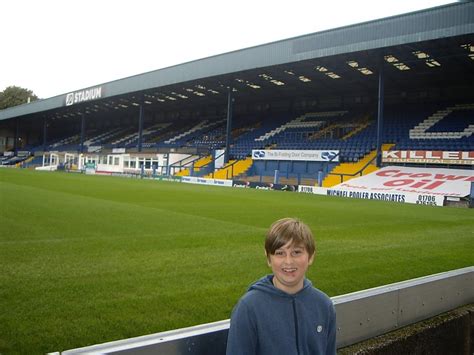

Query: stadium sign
[[252, 149, 339, 162], [65, 86, 103, 106], [383, 150, 474, 165]]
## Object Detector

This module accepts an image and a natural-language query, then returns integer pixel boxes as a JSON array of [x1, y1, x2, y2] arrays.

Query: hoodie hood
[[248, 274, 313, 298]]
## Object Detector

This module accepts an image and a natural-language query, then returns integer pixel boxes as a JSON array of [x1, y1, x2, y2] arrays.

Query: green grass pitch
[[0, 168, 473, 353]]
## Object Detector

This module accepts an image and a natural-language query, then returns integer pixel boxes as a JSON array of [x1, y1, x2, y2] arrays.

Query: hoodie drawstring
[[292, 298, 300, 355]]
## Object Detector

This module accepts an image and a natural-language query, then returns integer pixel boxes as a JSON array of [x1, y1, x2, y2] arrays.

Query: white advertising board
[[181, 176, 233, 187], [252, 149, 339, 162]]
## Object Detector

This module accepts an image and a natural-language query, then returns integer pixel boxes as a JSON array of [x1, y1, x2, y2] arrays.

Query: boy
[[226, 217, 336, 355]]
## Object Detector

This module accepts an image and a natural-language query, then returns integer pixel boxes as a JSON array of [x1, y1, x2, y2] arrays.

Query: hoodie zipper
[[292, 298, 300, 355]]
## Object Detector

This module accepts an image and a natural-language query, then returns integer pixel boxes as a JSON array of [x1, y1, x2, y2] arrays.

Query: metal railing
[[327, 153, 377, 184]]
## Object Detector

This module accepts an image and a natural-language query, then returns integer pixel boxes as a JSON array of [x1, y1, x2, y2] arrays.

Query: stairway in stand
[[206, 157, 253, 180], [322, 144, 394, 187]]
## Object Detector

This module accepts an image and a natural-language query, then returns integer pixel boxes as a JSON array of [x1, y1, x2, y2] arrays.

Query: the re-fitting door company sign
[[65, 86, 103, 106], [252, 149, 339, 162]]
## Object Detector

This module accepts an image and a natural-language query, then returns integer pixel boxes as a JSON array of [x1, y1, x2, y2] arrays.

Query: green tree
[[0, 86, 39, 110]]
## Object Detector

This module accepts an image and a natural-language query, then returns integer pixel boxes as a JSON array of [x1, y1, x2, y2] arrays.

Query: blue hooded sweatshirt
[[226, 275, 336, 355]]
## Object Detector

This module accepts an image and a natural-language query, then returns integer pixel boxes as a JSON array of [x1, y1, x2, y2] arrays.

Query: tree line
[[0, 86, 39, 110]]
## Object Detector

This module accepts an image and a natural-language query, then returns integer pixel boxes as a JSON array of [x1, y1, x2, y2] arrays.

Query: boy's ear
[[265, 250, 271, 267], [308, 252, 315, 266]]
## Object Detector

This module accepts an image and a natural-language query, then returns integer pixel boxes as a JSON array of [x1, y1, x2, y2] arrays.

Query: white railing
[[57, 266, 473, 354]]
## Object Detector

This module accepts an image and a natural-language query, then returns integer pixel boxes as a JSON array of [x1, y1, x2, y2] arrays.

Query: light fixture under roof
[[461, 43, 474, 52], [183, 88, 205, 96], [384, 54, 410, 71], [358, 68, 373, 75], [298, 76, 311, 82], [270, 80, 285, 86], [461, 44, 474, 60], [235, 78, 259, 89], [171, 92, 188, 99], [394, 63, 410, 71], [258, 73, 284, 86], [412, 50, 441, 67], [315, 65, 340, 78], [171, 91, 188, 99], [425, 59, 441, 67], [412, 50, 429, 59], [384, 55, 398, 63], [284, 70, 295, 75], [326, 72, 341, 79], [347, 60, 373, 75]]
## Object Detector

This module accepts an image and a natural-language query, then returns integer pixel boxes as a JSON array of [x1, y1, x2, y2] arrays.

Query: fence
[[58, 266, 473, 354]]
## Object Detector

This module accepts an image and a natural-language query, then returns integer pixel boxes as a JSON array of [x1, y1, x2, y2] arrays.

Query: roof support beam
[[224, 87, 234, 164], [14, 118, 20, 155], [137, 100, 144, 153], [42, 117, 48, 152], [80, 112, 86, 154], [376, 60, 385, 167]]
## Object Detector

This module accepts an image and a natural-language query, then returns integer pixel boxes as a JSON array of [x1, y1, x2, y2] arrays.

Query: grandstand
[[1, 3, 473, 187], [0, 3, 474, 187], [0, 3, 472, 199]]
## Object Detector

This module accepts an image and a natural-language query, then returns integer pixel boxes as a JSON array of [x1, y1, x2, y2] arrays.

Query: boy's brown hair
[[265, 217, 316, 257]]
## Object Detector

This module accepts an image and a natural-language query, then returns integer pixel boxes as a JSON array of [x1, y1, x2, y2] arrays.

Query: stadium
[[0, 2, 473, 354]]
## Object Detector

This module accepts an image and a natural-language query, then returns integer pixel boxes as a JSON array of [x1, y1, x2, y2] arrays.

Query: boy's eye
[[275, 251, 284, 256]]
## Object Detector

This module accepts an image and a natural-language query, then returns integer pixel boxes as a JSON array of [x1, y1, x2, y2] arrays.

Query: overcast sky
[[1, 0, 456, 99]]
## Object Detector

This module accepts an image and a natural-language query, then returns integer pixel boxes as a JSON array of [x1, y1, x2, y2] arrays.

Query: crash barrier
[[57, 267, 473, 354]]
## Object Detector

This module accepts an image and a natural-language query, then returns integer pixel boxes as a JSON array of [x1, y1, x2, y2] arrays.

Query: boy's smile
[[267, 240, 314, 294]]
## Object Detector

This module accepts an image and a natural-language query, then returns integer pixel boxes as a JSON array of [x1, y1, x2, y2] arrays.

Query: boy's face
[[267, 239, 314, 294]]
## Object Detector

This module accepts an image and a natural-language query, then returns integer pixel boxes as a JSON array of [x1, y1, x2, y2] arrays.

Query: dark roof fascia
[[1, 1, 472, 121]]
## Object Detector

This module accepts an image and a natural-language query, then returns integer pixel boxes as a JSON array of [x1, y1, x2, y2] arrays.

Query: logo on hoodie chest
[[316, 325, 323, 333]]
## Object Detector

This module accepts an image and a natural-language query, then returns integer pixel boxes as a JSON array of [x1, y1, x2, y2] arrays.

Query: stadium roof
[[1, 1, 473, 122]]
